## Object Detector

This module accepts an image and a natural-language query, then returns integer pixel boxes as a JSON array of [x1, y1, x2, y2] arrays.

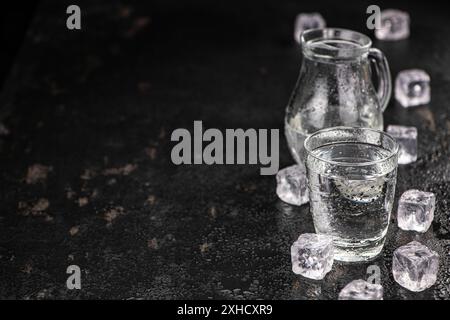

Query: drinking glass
[[304, 127, 399, 262]]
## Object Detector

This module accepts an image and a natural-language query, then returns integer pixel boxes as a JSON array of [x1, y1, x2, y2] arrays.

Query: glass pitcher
[[285, 28, 392, 164]]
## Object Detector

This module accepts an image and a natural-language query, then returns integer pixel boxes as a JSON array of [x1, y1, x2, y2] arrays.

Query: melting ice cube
[[392, 241, 439, 292], [276, 165, 309, 206], [386, 125, 417, 164], [397, 189, 435, 233], [291, 233, 334, 280], [294, 13, 326, 44], [338, 279, 383, 300], [375, 9, 410, 41], [395, 69, 430, 107]]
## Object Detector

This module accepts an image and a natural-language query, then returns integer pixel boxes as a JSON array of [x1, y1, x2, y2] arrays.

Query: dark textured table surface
[[0, 0, 449, 300]]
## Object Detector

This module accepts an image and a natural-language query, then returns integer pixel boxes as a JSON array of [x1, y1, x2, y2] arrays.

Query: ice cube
[[395, 69, 430, 107], [338, 279, 383, 300], [375, 9, 410, 41], [276, 165, 309, 206], [397, 190, 435, 233], [392, 241, 439, 292], [386, 125, 417, 164], [294, 13, 326, 44], [291, 233, 334, 280]]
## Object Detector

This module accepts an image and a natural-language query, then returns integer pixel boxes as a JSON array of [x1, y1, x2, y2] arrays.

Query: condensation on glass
[[304, 127, 399, 262]]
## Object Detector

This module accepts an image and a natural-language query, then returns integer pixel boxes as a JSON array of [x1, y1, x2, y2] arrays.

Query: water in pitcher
[[285, 119, 308, 165], [285, 108, 382, 165], [306, 141, 397, 262]]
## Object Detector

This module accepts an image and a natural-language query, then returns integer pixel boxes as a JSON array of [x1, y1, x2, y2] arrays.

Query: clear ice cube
[[397, 189, 436, 233], [375, 9, 410, 41], [338, 279, 383, 300], [294, 13, 326, 44], [395, 69, 430, 107], [291, 233, 334, 280], [386, 125, 417, 164], [276, 165, 309, 206], [392, 241, 439, 292]]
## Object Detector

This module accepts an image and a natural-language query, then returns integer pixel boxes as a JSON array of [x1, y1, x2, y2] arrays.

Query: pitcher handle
[[369, 48, 392, 112]]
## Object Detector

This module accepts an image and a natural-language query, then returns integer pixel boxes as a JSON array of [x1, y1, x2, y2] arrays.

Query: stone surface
[[397, 190, 436, 233], [290, 233, 333, 280], [392, 241, 439, 292], [386, 125, 418, 164], [338, 279, 383, 300], [395, 69, 430, 107], [375, 9, 410, 41], [294, 13, 326, 44], [276, 165, 309, 206]]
